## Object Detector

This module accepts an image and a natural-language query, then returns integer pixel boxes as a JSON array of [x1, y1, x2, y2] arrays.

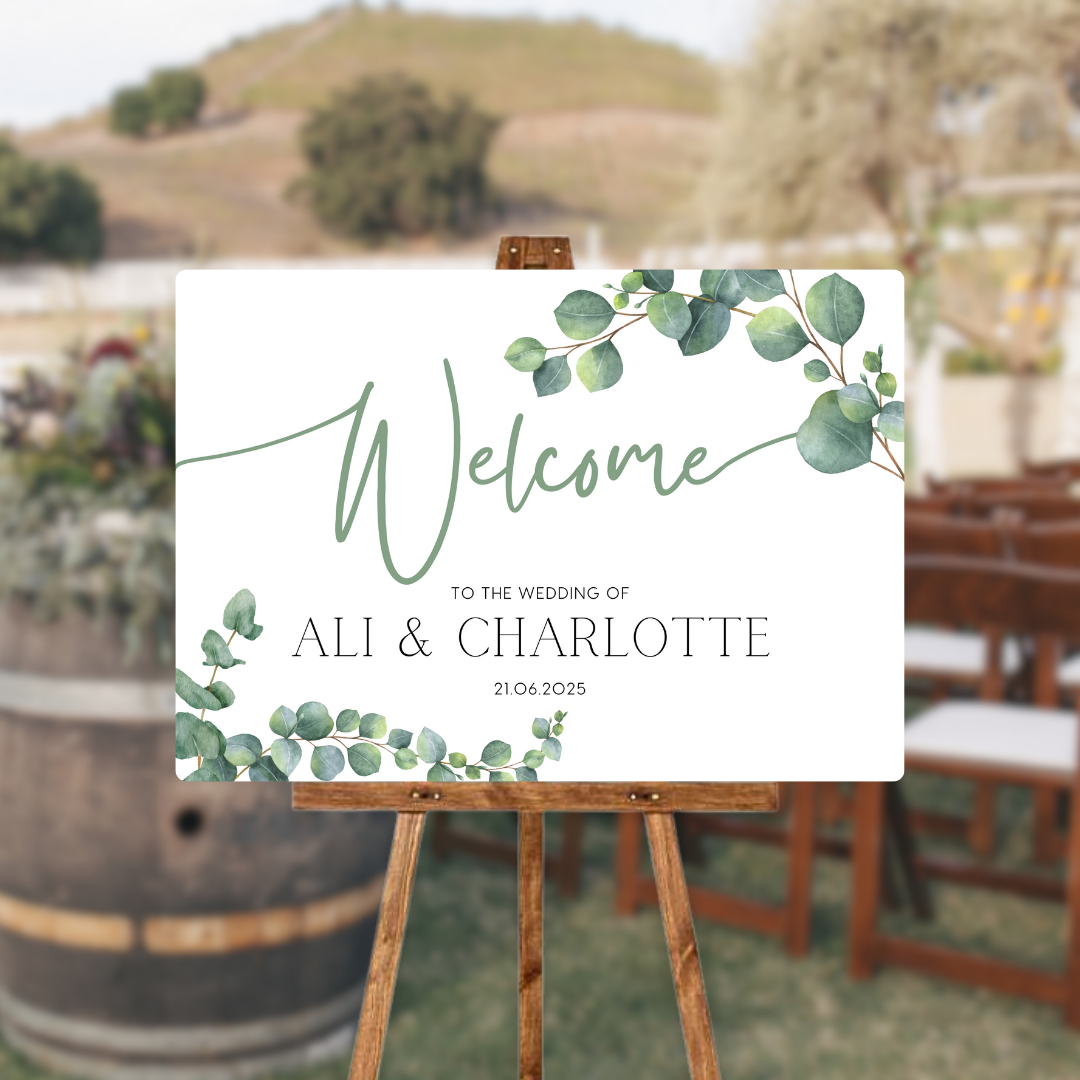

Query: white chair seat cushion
[[904, 628, 1022, 677], [1059, 652, 1080, 689], [906, 701, 1076, 775]]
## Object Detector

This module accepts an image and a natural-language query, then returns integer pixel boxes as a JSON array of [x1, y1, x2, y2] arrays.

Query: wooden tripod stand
[[295, 782, 777, 1080]]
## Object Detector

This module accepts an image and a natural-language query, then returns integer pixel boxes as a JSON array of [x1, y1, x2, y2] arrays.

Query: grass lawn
[[3, 764, 1079, 1078]]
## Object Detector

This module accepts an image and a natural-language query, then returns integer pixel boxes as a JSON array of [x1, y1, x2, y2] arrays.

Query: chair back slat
[[1015, 521, 1080, 568], [906, 511, 1016, 558]]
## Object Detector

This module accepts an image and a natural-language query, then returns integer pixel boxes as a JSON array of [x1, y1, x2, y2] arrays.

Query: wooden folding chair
[[850, 555, 1080, 1025]]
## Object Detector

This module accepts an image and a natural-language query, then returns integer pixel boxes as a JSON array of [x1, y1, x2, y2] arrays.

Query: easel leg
[[783, 783, 816, 957], [645, 812, 722, 1080], [615, 812, 643, 915], [348, 811, 426, 1080], [848, 782, 884, 980], [519, 812, 544, 1080]]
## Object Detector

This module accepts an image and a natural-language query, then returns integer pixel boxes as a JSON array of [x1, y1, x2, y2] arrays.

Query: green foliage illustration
[[177, 590, 568, 782], [504, 270, 904, 479]]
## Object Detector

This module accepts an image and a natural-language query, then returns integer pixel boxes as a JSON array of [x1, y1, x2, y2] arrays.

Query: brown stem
[[873, 430, 905, 479], [869, 458, 903, 479], [784, 274, 843, 381]]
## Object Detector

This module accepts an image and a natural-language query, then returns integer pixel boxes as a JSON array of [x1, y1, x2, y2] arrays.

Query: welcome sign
[[175, 268, 904, 784]]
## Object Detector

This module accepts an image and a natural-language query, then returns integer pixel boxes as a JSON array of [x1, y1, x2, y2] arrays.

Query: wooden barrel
[[0, 604, 394, 1078]]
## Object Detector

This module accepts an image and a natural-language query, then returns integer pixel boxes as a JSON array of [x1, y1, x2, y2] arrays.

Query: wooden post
[[848, 782, 885, 980], [783, 783, 816, 957], [519, 812, 544, 1079]]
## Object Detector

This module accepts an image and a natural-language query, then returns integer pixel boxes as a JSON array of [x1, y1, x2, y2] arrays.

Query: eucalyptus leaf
[[523, 749, 546, 769], [183, 763, 224, 781], [335, 708, 360, 733], [206, 680, 234, 709], [837, 382, 880, 424], [222, 588, 263, 641], [194, 719, 226, 760], [647, 291, 692, 339], [465, 765, 482, 780], [175, 668, 221, 711], [269, 705, 297, 737], [703, 269, 746, 307], [796, 390, 873, 473], [310, 744, 345, 781], [576, 340, 623, 392], [553, 710, 565, 722], [272, 737, 302, 777], [481, 739, 512, 767], [552, 723, 564, 736], [804, 358, 831, 382], [878, 400, 905, 441], [504, 337, 547, 373], [387, 728, 413, 749], [679, 296, 730, 355], [515, 767, 538, 782], [348, 742, 382, 777], [876, 371, 897, 398], [805, 273, 864, 345], [224, 733, 262, 767], [863, 350, 882, 373], [448, 752, 467, 769], [394, 747, 419, 770], [735, 269, 785, 301], [746, 307, 810, 361], [531, 717, 550, 739], [613, 291, 629, 310], [621, 270, 643, 292], [541, 736, 562, 761], [554, 291, 614, 340], [249, 757, 287, 781], [201, 629, 244, 669], [427, 763, 458, 782], [416, 726, 446, 764], [357, 712, 387, 739], [533, 355, 571, 398], [489, 770, 515, 782], [175, 712, 200, 758], [635, 269, 674, 292], [295, 701, 334, 740]]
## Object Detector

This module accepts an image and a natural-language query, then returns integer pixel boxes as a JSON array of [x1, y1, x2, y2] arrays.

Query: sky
[[0, 0, 763, 130]]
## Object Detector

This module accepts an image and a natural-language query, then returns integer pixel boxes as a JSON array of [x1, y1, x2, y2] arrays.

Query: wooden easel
[[293, 239, 779, 1080]]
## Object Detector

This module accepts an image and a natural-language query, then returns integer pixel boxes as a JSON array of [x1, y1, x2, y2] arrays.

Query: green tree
[[147, 68, 206, 130], [0, 141, 104, 263], [109, 86, 153, 137], [295, 74, 499, 242]]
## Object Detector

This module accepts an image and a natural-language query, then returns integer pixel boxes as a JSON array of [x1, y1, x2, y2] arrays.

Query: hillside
[[18, 7, 720, 261]]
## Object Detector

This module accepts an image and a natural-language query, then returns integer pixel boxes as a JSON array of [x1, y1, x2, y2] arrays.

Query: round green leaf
[[679, 297, 730, 356], [465, 765, 482, 780], [541, 736, 562, 761], [387, 728, 413, 749], [701, 269, 746, 308], [533, 355, 571, 398], [876, 372, 897, 398], [488, 770, 515, 782], [504, 336, 547, 372], [348, 742, 382, 777], [416, 726, 447, 764], [249, 757, 286, 781], [448, 752, 467, 769], [269, 705, 297, 737], [358, 712, 387, 739], [515, 766, 538, 782], [311, 744, 345, 781], [804, 273, 864, 345], [272, 737, 302, 777], [427, 763, 458, 782], [647, 292, 691, 339], [796, 390, 873, 474], [481, 739, 512, 767], [837, 382, 880, 424], [336, 709, 360, 733], [224, 733, 262, 767], [635, 269, 674, 292], [184, 762, 224, 782], [804, 358, 831, 382], [176, 712, 200, 759], [621, 270, 643, 292], [553, 710, 565, 722], [863, 350, 881, 373], [206, 681, 234, 709], [552, 722, 564, 736], [394, 747, 418, 770], [746, 307, 810, 361], [523, 749, 546, 769], [878, 400, 905, 442], [223, 588, 263, 641], [200, 629, 244, 670], [613, 291, 629, 310], [531, 717, 551, 740], [554, 290, 614, 340], [735, 269, 785, 301], [194, 719, 226, 760], [175, 668, 220, 711], [576, 340, 623, 393], [296, 701, 334, 740]]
